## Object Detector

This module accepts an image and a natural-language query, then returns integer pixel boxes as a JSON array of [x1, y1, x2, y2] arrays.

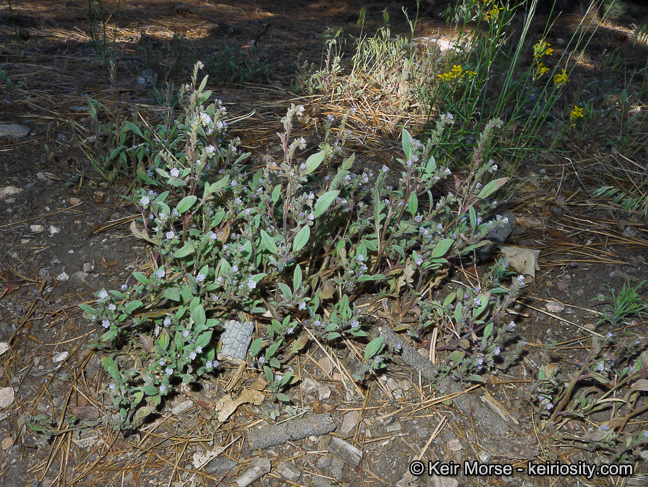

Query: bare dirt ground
[[1, 0, 648, 486]]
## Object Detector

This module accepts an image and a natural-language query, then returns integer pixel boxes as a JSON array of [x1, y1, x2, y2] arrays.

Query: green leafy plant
[[81, 62, 520, 429], [595, 280, 647, 327], [203, 42, 271, 86]]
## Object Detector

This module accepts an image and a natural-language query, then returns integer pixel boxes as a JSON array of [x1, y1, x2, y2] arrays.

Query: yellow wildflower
[[533, 41, 553, 59], [570, 105, 584, 121], [536, 62, 549, 76], [554, 69, 569, 86]]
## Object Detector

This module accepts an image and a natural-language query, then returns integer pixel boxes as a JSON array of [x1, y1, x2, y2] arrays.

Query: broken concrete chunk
[[205, 457, 237, 476], [276, 461, 301, 481], [219, 320, 254, 362], [234, 457, 271, 487], [340, 410, 360, 436], [249, 414, 336, 449], [328, 437, 362, 468]]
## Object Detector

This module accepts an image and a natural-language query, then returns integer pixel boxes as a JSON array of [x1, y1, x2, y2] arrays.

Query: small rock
[[301, 378, 319, 395], [340, 410, 360, 435], [385, 377, 399, 391], [49, 225, 60, 236], [0, 123, 30, 138], [30, 225, 45, 233], [0, 186, 22, 199], [398, 379, 412, 391], [83, 263, 94, 272], [328, 437, 362, 468], [433, 475, 458, 487], [385, 423, 402, 433], [447, 438, 463, 452], [545, 300, 565, 313], [57, 272, 70, 282], [205, 457, 237, 476], [52, 352, 68, 363], [276, 462, 301, 481], [317, 455, 332, 468], [318, 385, 332, 400], [171, 400, 193, 415], [319, 357, 334, 375], [330, 455, 345, 479], [478, 450, 492, 462]]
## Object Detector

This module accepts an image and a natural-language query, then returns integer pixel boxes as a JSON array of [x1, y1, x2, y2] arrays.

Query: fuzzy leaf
[[477, 177, 509, 199], [293, 225, 310, 253], [314, 190, 339, 218], [176, 195, 197, 214]]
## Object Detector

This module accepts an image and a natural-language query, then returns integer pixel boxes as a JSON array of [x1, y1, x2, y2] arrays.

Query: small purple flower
[[196, 346, 202, 354], [121, 284, 128, 291], [159, 359, 165, 366], [183, 329, 190, 338], [141, 196, 150, 206], [597, 362, 605, 372], [299, 302, 306, 310], [166, 367, 173, 375], [231, 180, 237, 187], [416, 257, 423, 266], [109, 304, 116, 311], [159, 384, 167, 393], [109, 383, 116, 390], [166, 231, 175, 240], [351, 320, 359, 329], [164, 317, 171, 327], [247, 279, 256, 290], [494, 347, 500, 356], [231, 266, 238, 273], [102, 320, 111, 329], [644, 431, 648, 439], [259, 357, 265, 364], [170, 168, 180, 178], [156, 268, 165, 279], [601, 424, 610, 431], [206, 361, 213, 369], [546, 402, 553, 410], [196, 274, 206, 283], [189, 352, 196, 360], [98, 290, 108, 300], [508, 321, 516, 331]]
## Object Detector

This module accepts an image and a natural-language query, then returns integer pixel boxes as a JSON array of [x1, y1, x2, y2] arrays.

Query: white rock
[[52, 351, 68, 363], [0, 186, 22, 199], [57, 272, 70, 282], [545, 300, 565, 313], [30, 225, 45, 233]]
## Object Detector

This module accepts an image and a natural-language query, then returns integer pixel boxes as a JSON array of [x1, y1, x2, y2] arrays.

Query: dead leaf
[[69, 406, 101, 421], [129, 220, 157, 244], [515, 216, 544, 229], [317, 279, 336, 300], [545, 300, 565, 313], [217, 223, 230, 243], [215, 389, 265, 422], [497, 246, 540, 278]]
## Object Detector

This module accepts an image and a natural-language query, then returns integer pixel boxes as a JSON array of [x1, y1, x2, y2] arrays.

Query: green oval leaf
[[477, 177, 509, 199], [314, 190, 339, 218], [304, 150, 326, 175], [176, 195, 197, 214], [260, 229, 279, 255], [430, 238, 454, 258], [364, 337, 383, 360], [293, 225, 310, 253]]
